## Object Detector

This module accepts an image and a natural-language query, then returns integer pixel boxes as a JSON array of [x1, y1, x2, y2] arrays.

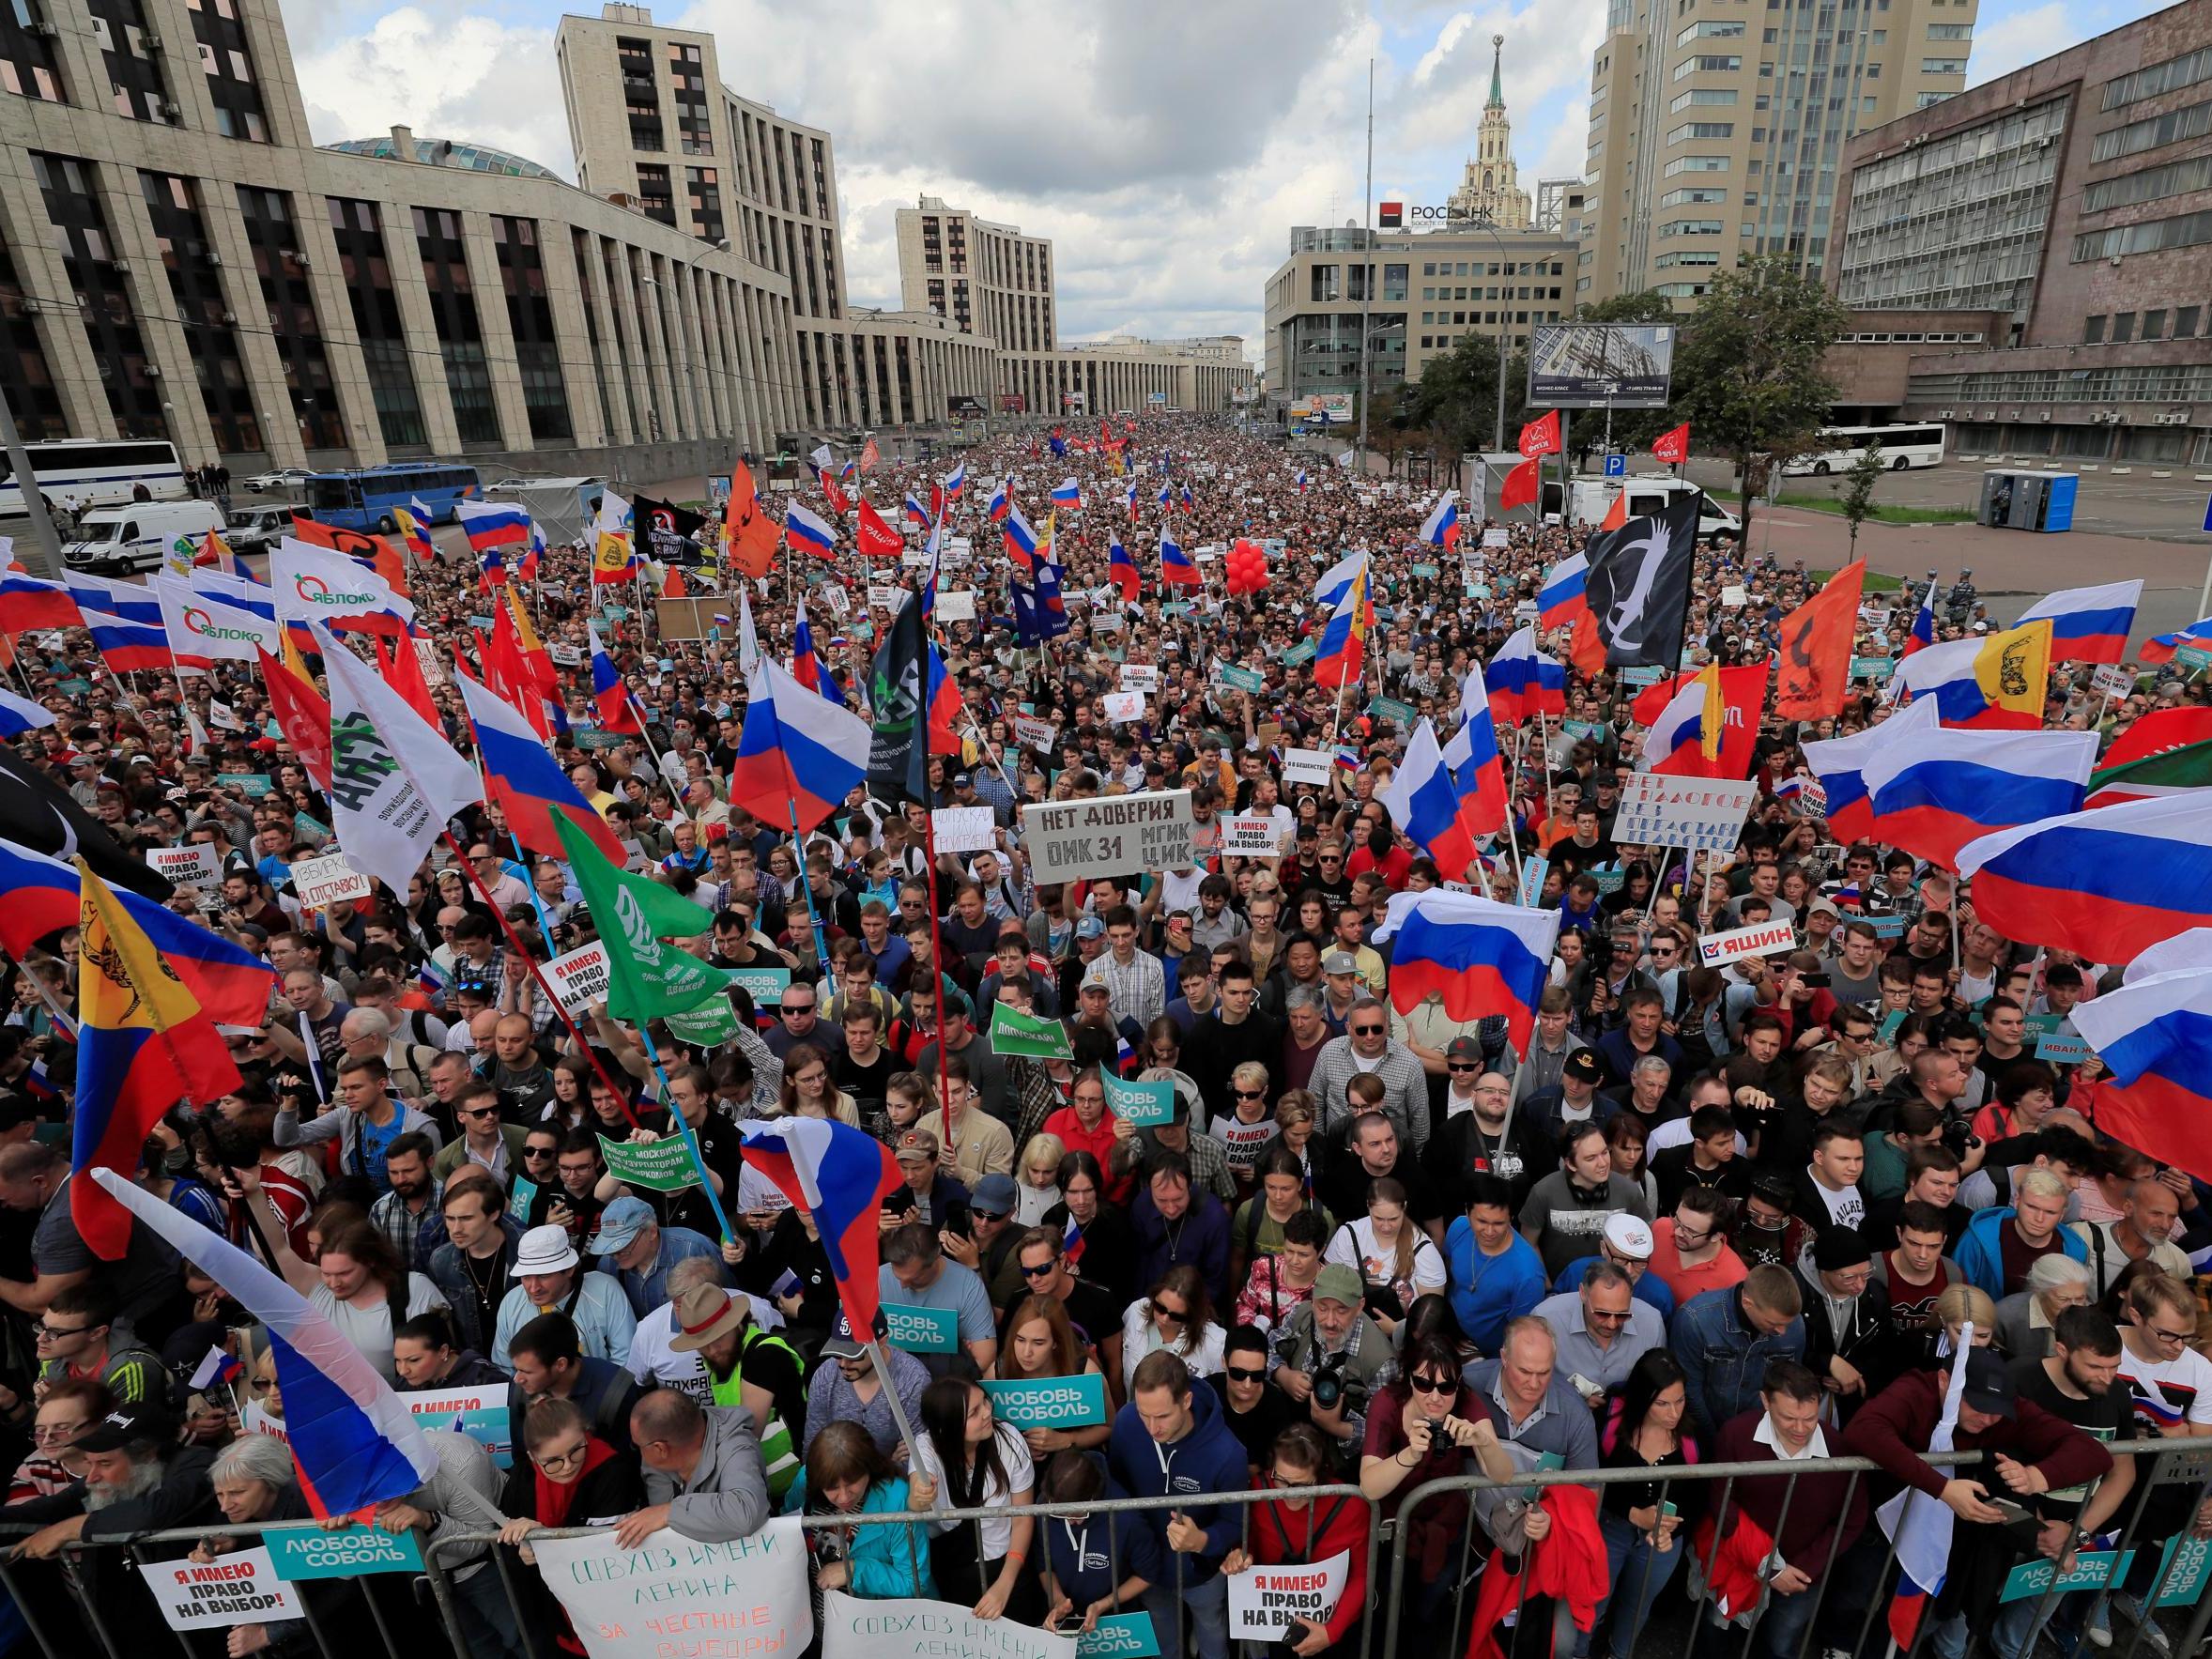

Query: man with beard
[[5, 1405, 219, 1600], [666, 1280, 806, 1505]]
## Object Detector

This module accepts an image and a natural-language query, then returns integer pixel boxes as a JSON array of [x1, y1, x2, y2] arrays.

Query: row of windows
[[2091, 94, 2212, 163], [2101, 41, 2212, 112], [1836, 330, 1987, 343], [1665, 155, 1730, 175], [2073, 205, 2212, 260], [1671, 87, 1739, 111], [1673, 54, 1743, 80], [2081, 306, 2206, 344], [2081, 152, 2212, 215]]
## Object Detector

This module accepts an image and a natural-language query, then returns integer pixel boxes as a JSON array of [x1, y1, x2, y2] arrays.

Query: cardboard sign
[[1227, 1550, 1349, 1639], [931, 805, 997, 854], [2092, 663, 2136, 699], [289, 852, 373, 909], [1104, 1072, 1175, 1128], [533, 1521, 813, 1659], [148, 843, 223, 891], [1281, 638, 1315, 664], [1012, 714, 1060, 752], [868, 584, 899, 609], [2002, 1549, 2134, 1603], [823, 1592, 1073, 1659], [1621, 666, 1666, 688], [1219, 815, 1279, 857], [269, 1524, 424, 1580], [1697, 919, 1799, 969], [1612, 774, 1760, 853], [1217, 664, 1266, 693], [142, 1547, 303, 1630], [1482, 528, 1510, 547], [1282, 747, 1334, 786], [1118, 662, 1161, 692], [1368, 695, 1417, 729], [1022, 790, 1193, 883], [1102, 690, 1146, 724], [1851, 655, 1897, 682], [1720, 584, 1748, 608], [549, 643, 585, 668], [980, 1372, 1109, 1428], [218, 772, 274, 797], [545, 941, 612, 1016], [396, 1382, 513, 1467], [1079, 1614, 1161, 1659], [599, 1134, 705, 1194], [819, 584, 851, 616], [881, 1301, 960, 1354], [1517, 853, 1550, 911], [2028, 1013, 2092, 1066], [937, 590, 976, 622]]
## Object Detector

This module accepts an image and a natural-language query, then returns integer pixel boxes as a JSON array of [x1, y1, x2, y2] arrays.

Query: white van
[[62, 499, 227, 576], [1539, 474, 1741, 544]]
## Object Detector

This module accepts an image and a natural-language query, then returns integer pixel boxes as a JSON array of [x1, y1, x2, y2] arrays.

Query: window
[[1674, 54, 1743, 80], [1677, 19, 1747, 43], [1928, 23, 1973, 38], [1660, 186, 1728, 205], [2091, 95, 2212, 162], [2074, 206, 2212, 260], [2102, 42, 2212, 111], [2144, 309, 2169, 339], [1667, 121, 1736, 142], [2112, 312, 2136, 343], [2081, 153, 2212, 213], [1923, 58, 1967, 74], [1670, 88, 1739, 110], [2180, 306, 2203, 338], [1658, 219, 1726, 237]]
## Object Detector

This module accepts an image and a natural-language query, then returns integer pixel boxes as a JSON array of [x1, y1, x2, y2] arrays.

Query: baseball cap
[[895, 1129, 940, 1165], [1603, 1213, 1655, 1260], [515, 1224, 580, 1276], [1563, 1050, 1605, 1085], [953, 772, 974, 787], [585, 1196, 655, 1256], [1322, 950, 1359, 975], [1445, 1037, 1484, 1065], [1076, 915, 1106, 940], [77, 1405, 174, 1452], [1313, 1264, 1365, 1307], [1961, 1348, 2017, 1418], [971, 1173, 1019, 1216], [820, 1327, 868, 1361]]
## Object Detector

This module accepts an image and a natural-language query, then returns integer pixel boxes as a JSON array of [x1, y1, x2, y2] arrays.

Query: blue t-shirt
[[358, 1112, 404, 1195]]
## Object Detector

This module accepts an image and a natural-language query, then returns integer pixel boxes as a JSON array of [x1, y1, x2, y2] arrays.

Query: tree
[[1576, 289, 1679, 325], [1838, 438, 1885, 555], [1403, 332, 1529, 457], [1668, 254, 1849, 550]]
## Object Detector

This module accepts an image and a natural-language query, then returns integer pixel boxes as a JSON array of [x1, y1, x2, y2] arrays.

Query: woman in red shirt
[[1221, 1423, 1373, 1659]]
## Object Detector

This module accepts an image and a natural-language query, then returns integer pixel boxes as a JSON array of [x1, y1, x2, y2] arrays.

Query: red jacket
[[1840, 1367, 2113, 1502], [1466, 1484, 1610, 1659], [1247, 1487, 1373, 1645]]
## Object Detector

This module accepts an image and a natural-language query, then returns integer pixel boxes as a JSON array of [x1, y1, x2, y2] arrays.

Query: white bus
[[1782, 423, 1947, 476], [0, 438, 189, 517]]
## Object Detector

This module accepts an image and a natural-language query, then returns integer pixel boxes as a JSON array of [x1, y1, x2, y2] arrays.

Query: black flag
[[1583, 494, 1699, 667], [867, 592, 929, 806], [0, 749, 173, 901], [633, 496, 709, 567]]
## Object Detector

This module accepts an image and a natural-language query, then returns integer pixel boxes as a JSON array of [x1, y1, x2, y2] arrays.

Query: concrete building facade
[[1579, 0, 1976, 306], [1828, 0, 2212, 466], [1260, 223, 1580, 407]]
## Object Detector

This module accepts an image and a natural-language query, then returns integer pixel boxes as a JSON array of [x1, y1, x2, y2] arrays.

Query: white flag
[[155, 576, 282, 668], [312, 621, 481, 898], [596, 489, 632, 537]]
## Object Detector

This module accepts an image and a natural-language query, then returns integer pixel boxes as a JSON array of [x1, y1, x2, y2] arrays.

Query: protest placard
[[1078, 1614, 1161, 1659], [2154, 1533, 2212, 1607], [937, 590, 976, 622], [1281, 747, 1333, 786], [868, 584, 899, 609], [1022, 791, 1193, 883], [2002, 1550, 2134, 1603], [1517, 853, 1550, 910], [1216, 664, 1266, 694], [141, 1548, 303, 1630], [1012, 714, 1060, 752], [981, 1372, 1108, 1428], [931, 805, 997, 853], [269, 1524, 424, 1579], [990, 1003, 1073, 1061], [1222, 815, 1282, 857], [219, 772, 274, 797], [1104, 1072, 1175, 1128], [2027, 1013, 2092, 1066], [1482, 528, 1510, 547], [2092, 663, 2136, 699], [664, 999, 742, 1046], [818, 583, 851, 616], [1697, 919, 1800, 970], [598, 1134, 703, 1194], [1101, 690, 1145, 723], [289, 852, 373, 909], [398, 1381, 514, 1467], [148, 843, 223, 891], [1118, 662, 1161, 692], [727, 965, 792, 1006], [1611, 774, 1760, 853], [823, 1592, 1076, 1659], [1226, 1551, 1349, 1638], [549, 643, 585, 668], [881, 1302, 960, 1353], [1720, 584, 1748, 608], [531, 1520, 814, 1659], [545, 941, 612, 1016]]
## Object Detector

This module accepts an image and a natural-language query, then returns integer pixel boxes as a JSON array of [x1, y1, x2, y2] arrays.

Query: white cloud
[[1966, 1, 2070, 85]]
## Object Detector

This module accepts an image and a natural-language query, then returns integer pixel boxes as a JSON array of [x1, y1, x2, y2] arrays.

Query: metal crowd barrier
[[0, 1441, 2204, 1659]]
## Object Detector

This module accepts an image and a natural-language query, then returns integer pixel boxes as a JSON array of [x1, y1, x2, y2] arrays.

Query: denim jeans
[[1595, 1509, 1687, 1658], [452, 1560, 528, 1659], [1144, 1566, 1230, 1659], [1929, 1594, 2045, 1659]]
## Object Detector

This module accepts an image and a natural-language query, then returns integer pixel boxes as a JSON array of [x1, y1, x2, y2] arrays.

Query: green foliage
[[1837, 440, 1886, 554], [1575, 289, 1679, 325], [1402, 332, 1530, 454]]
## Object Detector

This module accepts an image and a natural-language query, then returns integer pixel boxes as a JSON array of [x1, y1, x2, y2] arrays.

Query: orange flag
[[1599, 492, 1627, 531], [662, 566, 688, 599], [721, 462, 780, 580], [1773, 560, 1866, 721]]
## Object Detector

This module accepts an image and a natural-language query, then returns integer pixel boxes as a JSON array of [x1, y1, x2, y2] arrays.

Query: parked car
[[61, 500, 227, 575], [243, 468, 311, 494], [224, 503, 296, 553]]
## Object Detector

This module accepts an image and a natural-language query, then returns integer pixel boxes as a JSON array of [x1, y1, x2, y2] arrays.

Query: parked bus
[[1782, 423, 1947, 476], [0, 438, 188, 517], [301, 464, 482, 532]]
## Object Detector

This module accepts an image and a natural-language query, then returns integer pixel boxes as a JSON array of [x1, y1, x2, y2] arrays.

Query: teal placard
[[217, 772, 273, 796], [1878, 1007, 1907, 1042], [268, 1524, 424, 1580], [2177, 643, 2212, 670], [1621, 666, 1665, 688], [54, 678, 91, 697], [603, 605, 630, 621], [1851, 655, 1897, 681], [1282, 639, 1317, 665], [1105, 1072, 1175, 1128], [1590, 869, 1626, 895], [1866, 911, 1907, 937], [1411, 562, 1440, 578], [882, 1301, 960, 1355], [507, 1175, 538, 1224], [292, 811, 330, 843], [2028, 1013, 2091, 1066], [469, 614, 497, 630], [1467, 582, 1491, 599], [2003, 1549, 2133, 1603], [2153, 1533, 2212, 1608], [982, 1372, 1109, 1428], [1079, 1615, 1161, 1659], [1368, 696, 1417, 728], [1218, 665, 1266, 693], [1562, 719, 1604, 741], [1162, 602, 1193, 618], [727, 966, 792, 1005], [575, 729, 629, 750]]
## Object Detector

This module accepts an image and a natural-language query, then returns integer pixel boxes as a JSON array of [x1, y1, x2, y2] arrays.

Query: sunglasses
[[1351, 1024, 1384, 1037], [1225, 1365, 1267, 1384], [1447, 1062, 1479, 1073], [1021, 1260, 1057, 1278], [1154, 1303, 1189, 1325], [1408, 1374, 1455, 1395], [1233, 1087, 1267, 1099]]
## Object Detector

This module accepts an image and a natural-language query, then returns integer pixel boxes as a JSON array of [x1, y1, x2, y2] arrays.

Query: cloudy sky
[[280, 0, 2176, 357]]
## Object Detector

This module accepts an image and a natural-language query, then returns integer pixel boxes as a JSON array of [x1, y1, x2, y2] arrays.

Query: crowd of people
[[0, 411, 2205, 1659]]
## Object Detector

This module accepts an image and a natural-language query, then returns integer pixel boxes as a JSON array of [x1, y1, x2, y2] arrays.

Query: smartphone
[[770, 1267, 802, 1299], [1661, 1501, 1679, 1520]]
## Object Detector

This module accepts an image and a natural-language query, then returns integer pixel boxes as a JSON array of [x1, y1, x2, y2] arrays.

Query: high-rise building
[[1580, 0, 1977, 305], [1445, 39, 1534, 230], [890, 197, 1250, 416]]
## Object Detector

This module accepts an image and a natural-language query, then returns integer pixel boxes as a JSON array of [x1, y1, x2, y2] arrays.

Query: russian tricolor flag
[[1487, 624, 1566, 725], [1311, 568, 1368, 687], [1061, 1212, 1086, 1267], [1801, 697, 1937, 845], [1538, 554, 1590, 633], [739, 1116, 904, 1344], [455, 500, 530, 553], [1124, 479, 1139, 523], [2073, 959, 2212, 1186], [1444, 662, 1508, 840], [2142, 615, 2212, 666], [1419, 490, 1461, 549], [785, 500, 838, 558], [1958, 790, 2212, 965], [64, 573, 160, 626], [588, 620, 641, 734], [1160, 533, 1200, 590], [1315, 551, 1368, 609], [2016, 579, 2143, 665], [987, 479, 1011, 523], [904, 491, 931, 529], [84, 609, 172, 672], [1108, 536, 1140, 604], [1004, 503, 1040, 575], [456, 669, 624, 865], [1371, 889, 1560, 1056], [1051, 478, 1082, 510], [926, 640, 963, 751], [1861, 725, 2097, 870], [727, 656, 873, 836], [0, 572, 81, 632], [943, 461, 966, 499], [1380, 719, 1477, 880], [791, 595, 845, 709]]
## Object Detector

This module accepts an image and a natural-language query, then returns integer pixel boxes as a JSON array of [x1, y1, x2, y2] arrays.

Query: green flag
[[988, 1002, 1073, 1061], [554, 815, 737, 1021], [597, 1134, 703, 1194], [2087, 738, 2212, 804]]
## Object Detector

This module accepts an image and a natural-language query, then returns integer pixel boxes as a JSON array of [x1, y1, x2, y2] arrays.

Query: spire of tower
[[1488, 34, 1504, 109]]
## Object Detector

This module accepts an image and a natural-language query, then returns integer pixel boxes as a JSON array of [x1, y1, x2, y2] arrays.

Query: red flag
[[1499, 458, 1541, 512], [257, 646, 333, 789], [2100, 706, 2212, 770], [817, 472, 850, 517], [1518, 410, 1560, 459], [856, 499, 904, 558], [722, 462, 779, 581], [1647, 663, 1769, 779], [376, 635, 440, 731], [858, 438, 881, 474], [1632, 668, 1697, 730], [929, 483, 947, 523], [662, 566, 687, 598], [1651, 422, 1691, 465], [479, 625, 547, 741], [1567, 614, 1606, 679], [1599, 492, 1627, 531], [1774, 561, 1865, 721], [287, 515, 408, 597]]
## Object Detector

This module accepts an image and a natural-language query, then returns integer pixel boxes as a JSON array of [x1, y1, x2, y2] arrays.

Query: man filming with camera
[[1268, 1265, 1393, 1469]]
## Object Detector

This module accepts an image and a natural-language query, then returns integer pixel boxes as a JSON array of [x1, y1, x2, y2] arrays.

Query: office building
[[1260, 223, 1579, 409], [1828, 0, 2212, 465], [890, 196, 1251, 415], [1579, 0, 1976, 304]]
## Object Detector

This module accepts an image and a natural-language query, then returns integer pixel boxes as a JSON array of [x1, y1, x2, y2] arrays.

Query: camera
[[1940, 1117, 1980, 1160], [1311, 1351, 1364, 1416]]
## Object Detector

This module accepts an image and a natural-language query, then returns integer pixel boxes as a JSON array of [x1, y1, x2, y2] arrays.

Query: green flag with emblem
[[553, 815, 737, 1021]]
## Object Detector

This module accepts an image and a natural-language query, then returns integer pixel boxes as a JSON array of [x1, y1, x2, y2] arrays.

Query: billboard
[[1313, 393, 1355, 425], [1527, 323, 1676, 409]]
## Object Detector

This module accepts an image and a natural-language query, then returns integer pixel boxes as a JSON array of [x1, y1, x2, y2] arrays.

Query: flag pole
[[914, 576, 955, 1128], [785, 794, 834, 983], [632, 1017, 737, 1248]]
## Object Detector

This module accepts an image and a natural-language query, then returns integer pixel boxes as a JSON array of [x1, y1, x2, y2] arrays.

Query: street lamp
[[1461, 210, 1512, 455]]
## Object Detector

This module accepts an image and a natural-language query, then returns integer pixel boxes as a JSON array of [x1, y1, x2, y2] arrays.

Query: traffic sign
[[2201, 492, 2212, 534], [1604, 453, 1626, 478]]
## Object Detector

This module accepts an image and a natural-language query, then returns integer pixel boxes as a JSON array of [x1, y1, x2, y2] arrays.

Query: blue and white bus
[[0, 438, 188, 517], [302, 464, 481, 532]]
